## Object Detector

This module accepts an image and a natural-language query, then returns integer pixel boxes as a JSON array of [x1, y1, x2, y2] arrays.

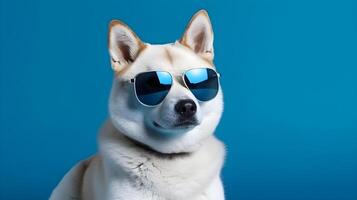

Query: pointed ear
[[179, 10, 214, 61], [108, 20, 145, 72]]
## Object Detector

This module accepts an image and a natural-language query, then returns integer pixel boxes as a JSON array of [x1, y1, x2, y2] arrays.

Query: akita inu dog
[[50, 10, 225, 200]]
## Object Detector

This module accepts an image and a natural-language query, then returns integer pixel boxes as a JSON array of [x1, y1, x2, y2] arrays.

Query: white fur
[[50, 10, 225, 200], [109, 43, 223, 154]]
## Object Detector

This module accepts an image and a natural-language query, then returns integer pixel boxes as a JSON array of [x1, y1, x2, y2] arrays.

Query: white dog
[[50, 10, 225, 200]]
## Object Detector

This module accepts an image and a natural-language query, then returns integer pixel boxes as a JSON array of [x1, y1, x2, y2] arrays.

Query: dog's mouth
[[153, 119, 198, 130]]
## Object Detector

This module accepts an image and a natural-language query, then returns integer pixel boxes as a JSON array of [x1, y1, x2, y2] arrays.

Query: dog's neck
[[121, 131, 192, 158], [98, 119, 225, 198]]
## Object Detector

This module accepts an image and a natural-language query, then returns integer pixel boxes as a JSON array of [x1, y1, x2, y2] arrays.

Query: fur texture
[[50, 10, 226, 200]]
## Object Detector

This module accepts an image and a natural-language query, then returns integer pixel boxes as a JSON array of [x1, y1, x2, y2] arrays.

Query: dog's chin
[[110, 112, 216, 154], [151, 120, 199, 135], [110, 117, 214, 155]]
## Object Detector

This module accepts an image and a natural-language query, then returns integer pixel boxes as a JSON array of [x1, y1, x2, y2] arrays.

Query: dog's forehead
[[122, 43, 214, 78]]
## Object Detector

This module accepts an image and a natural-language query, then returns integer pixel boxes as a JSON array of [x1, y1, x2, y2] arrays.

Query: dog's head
[[108, 10, 223, 154]]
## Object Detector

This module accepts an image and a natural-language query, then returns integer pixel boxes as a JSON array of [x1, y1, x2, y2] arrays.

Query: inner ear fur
[[108, 20, 146, 72], [179, 10, 214, 61]]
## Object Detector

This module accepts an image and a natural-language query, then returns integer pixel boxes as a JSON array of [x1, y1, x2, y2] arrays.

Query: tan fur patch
[[194, 31, 205, 52], [108, 20, 147, 74], [108, 20, 144, 49], [178, 10, 214, 64], [179, 10, 210, 48], [164, 47, 174, 65]]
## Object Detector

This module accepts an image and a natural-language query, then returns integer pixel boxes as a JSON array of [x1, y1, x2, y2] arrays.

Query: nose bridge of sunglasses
[[170, 74, 188, 88], [167, 77, 196, 99]]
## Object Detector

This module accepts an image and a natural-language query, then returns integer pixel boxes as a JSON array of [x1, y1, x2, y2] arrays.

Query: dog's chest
[[104, 154, 222, 200], [99, 125, 225, 199], [125, 156, 210, 198]]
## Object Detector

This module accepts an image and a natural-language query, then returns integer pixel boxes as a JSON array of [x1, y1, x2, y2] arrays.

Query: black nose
[[175, 99, 197, 119]]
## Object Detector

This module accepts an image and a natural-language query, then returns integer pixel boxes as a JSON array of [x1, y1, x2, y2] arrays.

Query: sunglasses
[[130, 68, 220, 106]]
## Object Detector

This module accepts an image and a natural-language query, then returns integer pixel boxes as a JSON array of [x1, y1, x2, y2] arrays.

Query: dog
[[50, 10, 225, 200]]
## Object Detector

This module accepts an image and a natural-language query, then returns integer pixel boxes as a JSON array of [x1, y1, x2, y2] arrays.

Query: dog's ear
[[108, 20, 145, 72], [179, 10, 214, 61]]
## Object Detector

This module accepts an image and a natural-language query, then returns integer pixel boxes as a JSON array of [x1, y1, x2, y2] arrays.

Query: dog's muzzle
[[174, 99, 197, 120]]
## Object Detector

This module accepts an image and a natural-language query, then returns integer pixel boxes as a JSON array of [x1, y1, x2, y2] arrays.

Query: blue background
[[1, 0, 356, 199]]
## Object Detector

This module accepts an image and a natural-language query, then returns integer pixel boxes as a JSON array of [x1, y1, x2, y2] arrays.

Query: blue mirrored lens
[[135, 71, 172, 106], [184, 68, 219, 101]]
